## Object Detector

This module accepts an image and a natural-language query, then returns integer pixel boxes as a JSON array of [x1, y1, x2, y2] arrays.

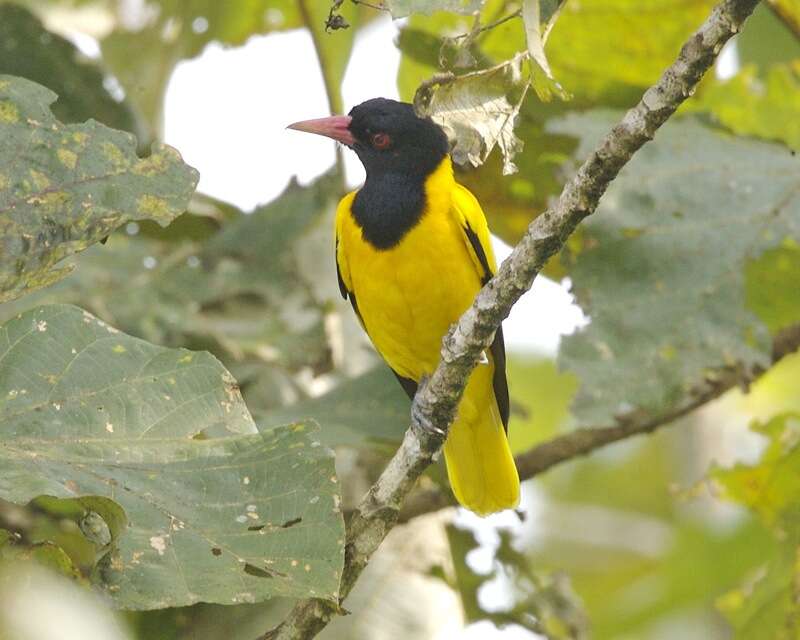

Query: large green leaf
[[0, 305, 345, 609], [556, 112, 800, 425], [545, 0, 716, 103], [0, 75, 198, 303], [258, 367, 409, 448], [0, 4, 141, 137], [0, 173, 342, 389]]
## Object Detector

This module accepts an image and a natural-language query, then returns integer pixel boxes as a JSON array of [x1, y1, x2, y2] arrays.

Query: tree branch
[[260, 1, 762, 637]]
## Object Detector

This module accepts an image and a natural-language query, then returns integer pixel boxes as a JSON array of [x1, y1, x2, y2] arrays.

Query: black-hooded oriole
[[289, 98, 519, 515]]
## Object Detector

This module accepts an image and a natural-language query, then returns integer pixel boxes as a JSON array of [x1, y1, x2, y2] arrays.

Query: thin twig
[[350, 0, 389, 12], [259, 1, 762, 638], [452, 9, 523, 41]]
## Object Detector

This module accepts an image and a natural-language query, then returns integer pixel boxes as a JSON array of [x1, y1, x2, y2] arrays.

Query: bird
[[288, 98, 519, 515]]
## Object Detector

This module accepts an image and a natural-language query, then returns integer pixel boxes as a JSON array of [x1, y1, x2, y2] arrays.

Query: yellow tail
[[443, 364, 520, 515]]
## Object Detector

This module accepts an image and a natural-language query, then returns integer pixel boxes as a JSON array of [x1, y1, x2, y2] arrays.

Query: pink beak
[[287, 115, 355, 146]]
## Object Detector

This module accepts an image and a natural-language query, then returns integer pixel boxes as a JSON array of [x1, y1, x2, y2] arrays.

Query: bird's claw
[[411, 400, 446, 437]]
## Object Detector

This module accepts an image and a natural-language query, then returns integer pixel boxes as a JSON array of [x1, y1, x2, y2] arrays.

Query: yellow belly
[[340, 206, 482, 380]]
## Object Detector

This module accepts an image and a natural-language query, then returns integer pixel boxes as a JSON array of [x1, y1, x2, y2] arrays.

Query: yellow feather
[[335, 157, 520, 515]]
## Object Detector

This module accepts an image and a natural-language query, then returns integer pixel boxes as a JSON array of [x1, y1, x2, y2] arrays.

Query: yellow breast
[[337, 159, 483, 380]]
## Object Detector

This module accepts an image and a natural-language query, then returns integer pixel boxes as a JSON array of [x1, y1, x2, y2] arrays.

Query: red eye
[[371, 132, 391, 150]]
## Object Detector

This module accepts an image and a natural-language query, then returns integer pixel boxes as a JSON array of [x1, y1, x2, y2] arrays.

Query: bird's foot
[[411, 377, 446, 438], [411, 401, 445, 437]]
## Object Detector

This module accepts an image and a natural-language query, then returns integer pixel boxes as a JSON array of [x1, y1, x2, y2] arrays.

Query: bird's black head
[[288, 99, 452, 249], [288, 98, 449, 178], [347, 98, 449, 177]]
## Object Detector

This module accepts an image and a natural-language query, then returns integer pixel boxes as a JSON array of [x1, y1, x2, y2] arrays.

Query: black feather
[[462, 221, 510, 430], [351, 172, 426, 249], [391, 371, 418, 400], [335, 237, 348, 299]]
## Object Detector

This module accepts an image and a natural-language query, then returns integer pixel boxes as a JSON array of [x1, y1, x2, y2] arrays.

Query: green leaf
[[546, 0, 717, 103], [446, 524, 588, 637], [150, 0, 302, 52], [735, 353, 800, 420], [0, 172, 341, 382], [713, 414, 800, 638], [521, 0, 569, 101], [736, 3, 800, 71], [0, 75, 198, 303], [386, 0, 484, 19], [713, 415, 800, 535], [0, 305, 345, 609], [690, 63, 800, 151], [445, 524, 485, 621], [717, 547, 800, 640], [555, 112, 800, 425], [745, 238, 800, 334], [0, 4, 141, 137], [1, 539, 80, 580], [0, 495, 127, 580], [258, 366, 409, 448]]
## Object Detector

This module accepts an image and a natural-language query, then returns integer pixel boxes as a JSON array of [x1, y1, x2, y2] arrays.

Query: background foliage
[[0, 1, 798, 639]]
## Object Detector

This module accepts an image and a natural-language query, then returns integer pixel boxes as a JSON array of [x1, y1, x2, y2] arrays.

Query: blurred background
[[0, 0, 799, 638]]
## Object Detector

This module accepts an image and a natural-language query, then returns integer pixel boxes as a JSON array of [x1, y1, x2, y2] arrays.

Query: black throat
[[351, 171, 427, 250]]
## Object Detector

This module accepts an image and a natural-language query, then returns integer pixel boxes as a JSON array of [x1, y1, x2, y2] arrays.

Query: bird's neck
[[352, 157, 453, 250]]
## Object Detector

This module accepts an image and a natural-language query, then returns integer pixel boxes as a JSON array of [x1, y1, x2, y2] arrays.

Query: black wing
[[336, 237, 349, 300], [462, 222, 510, 431]]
